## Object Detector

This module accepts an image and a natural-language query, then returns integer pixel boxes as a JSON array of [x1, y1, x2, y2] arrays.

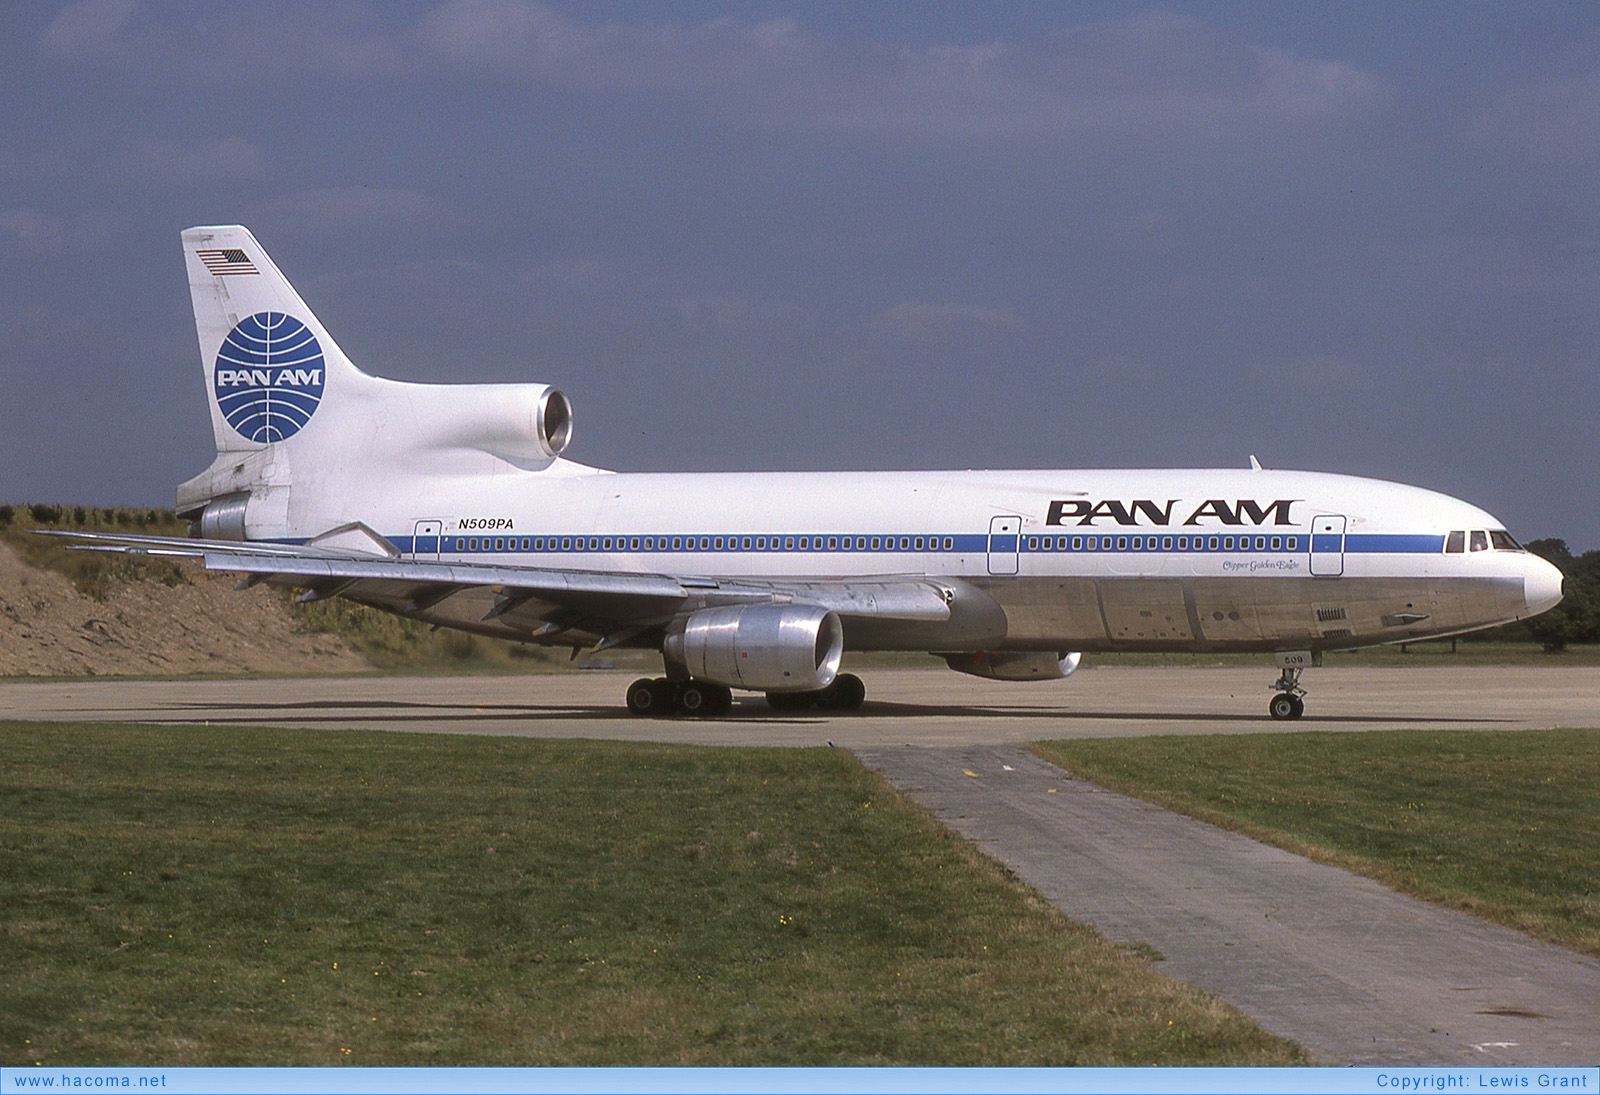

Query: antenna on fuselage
[[1249, 454, 1264, 471]]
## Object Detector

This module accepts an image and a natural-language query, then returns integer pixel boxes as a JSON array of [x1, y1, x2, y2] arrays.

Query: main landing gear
[[766, 673, 866, 713], [1268, 666, 1307, 721], [624, 673, 867, 718], [625, 677, 733, 718]]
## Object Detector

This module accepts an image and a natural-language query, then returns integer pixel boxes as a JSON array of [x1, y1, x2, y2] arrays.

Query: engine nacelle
[[411, 383, 573, 461], [943, 650, 1081, 681], [666, 604, 844, 692]]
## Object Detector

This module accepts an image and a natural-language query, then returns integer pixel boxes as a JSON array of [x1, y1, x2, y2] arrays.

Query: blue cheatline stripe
[[1345, 533, 1445, 553], [281, 529, 1450, 559]]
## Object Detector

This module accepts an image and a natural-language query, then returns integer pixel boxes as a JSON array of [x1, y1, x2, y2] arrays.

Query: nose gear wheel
[[1268, 666, 1307, 720]]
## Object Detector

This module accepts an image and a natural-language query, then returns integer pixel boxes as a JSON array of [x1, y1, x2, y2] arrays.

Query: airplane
[[54, 225, 1565, 720]]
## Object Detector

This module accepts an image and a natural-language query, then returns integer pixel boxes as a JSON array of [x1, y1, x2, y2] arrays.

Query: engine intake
[[666, 604, 844, 692], [943, 651, 1081, 681]]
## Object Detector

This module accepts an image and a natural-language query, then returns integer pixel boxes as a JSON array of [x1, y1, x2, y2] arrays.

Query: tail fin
[[183, 225, 371, 453], [176, 225, 582, 536]]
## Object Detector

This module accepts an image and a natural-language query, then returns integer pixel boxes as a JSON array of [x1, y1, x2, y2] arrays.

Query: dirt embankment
[[0, 542, 370, 678]]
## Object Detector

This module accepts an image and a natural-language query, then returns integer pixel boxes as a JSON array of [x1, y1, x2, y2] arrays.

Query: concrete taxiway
[[5, 664, 1598, 1064], [1, 665, 1596, 746], [859, 744, 1600, 1066]]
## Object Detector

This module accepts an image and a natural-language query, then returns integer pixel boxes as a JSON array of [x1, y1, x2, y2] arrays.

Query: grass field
[[1034, 728, 1600, 959], [0, 722, 1302, 1067]]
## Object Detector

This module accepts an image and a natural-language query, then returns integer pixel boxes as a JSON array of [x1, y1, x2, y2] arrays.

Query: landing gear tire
[[674, 680, 732, 718], [766, 690, 815, 711], [626, 678, 657, 716], [626, 677, 676, 717], [815, 673, 866, 711], [1269, 664, 1308, 721]]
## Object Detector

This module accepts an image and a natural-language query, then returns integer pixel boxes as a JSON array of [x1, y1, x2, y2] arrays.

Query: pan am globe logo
[[213, 312, 326, 442]]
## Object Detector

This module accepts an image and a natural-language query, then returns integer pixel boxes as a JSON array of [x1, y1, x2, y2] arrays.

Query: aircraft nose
[[1522, 555, 1564, 617]]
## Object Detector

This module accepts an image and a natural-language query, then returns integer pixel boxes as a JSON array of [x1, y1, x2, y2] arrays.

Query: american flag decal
[[196, 248, 259, 276]]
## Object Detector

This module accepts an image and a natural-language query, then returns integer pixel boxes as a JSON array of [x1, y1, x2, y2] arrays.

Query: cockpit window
[[1470, 530, 1488, 552], [1490, 530, 1523, 551], [1445, 530, 1465, 553]]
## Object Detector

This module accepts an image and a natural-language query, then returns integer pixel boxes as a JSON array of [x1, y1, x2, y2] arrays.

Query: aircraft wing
[[43, 531, 953, 641]]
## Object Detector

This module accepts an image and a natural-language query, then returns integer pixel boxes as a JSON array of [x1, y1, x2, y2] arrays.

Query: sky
[[2, 1, 1598, 547]]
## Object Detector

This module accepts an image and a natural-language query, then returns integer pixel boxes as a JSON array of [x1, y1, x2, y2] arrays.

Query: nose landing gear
[[1268, 678, 1305, 721], [1268, 651, 1318, 720]]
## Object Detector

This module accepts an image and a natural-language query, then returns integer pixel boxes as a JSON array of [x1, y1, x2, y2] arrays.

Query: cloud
[[252, 187, 453, 236], [36, 0, 139, 59], [33, 3, 1384, 147], [125, 138, 265, 186], [867, 302, 1021, 345], [408, 5, 1385, 143], [0, 209, 63, 249], [1468, 68, 1600, 165]]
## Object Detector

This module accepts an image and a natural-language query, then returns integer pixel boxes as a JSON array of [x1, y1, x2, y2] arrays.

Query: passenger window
[[589, 538, 600, 551], [713, 537, 723, 550], [784, 537, 795, 550], [1445, 531, 1464, 553], [914, 537, 925, 550], [1027, 536, 1038, 550], [671, 537, 681, 550], [742, 537, 752, 550], [1072, 537, 1083, 551], [871, 537, 881, 550], [1255, 536, 1265, 550], [1116, 537, 1128, 550], [1470, 530, 1488, 552], [942, 537, 953, 550], [1285, 536, 1297, 551], [1162, 537, 1173, 550]]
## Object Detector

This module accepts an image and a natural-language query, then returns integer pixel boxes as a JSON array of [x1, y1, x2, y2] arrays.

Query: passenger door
[[411, 519, 443, 560], [987, 515, 1021, 575], [1310, 515, 1346, 577]]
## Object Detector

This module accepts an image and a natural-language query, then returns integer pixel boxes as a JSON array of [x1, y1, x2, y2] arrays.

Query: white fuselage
[[272, 462, 1560, 655]]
